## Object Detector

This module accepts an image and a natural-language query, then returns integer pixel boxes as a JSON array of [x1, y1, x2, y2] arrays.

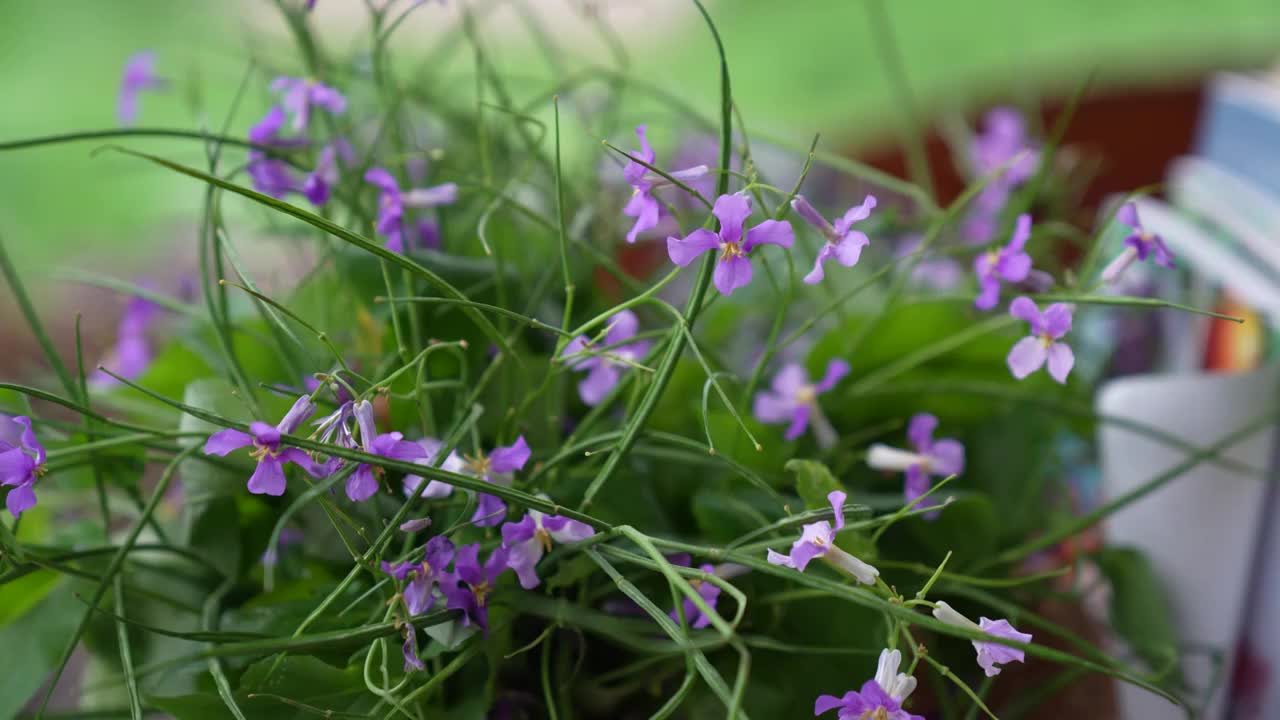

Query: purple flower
[[403, 437, 466, 499], [382, 535, 455, 616], [203, 396, 322, 496], [458, 437, 530, 527], [973, 213, 1033, 310], [1101, 202, 1175, 284], [501, 507, 595, 589], [667, 194, 794, 296], [766, 490, 879, 585], [441, 543, 509, 631], [0, 416, 48, 519], [665, 558, 746, 630], [866, 413, 964, 520], [91, 294, 159, 386], [621, 125, 709, 243], [791, 195, 876, 284], [933, 601, 1032, 677], [1007, 296, 1074, 384], [815, 648, 921, 720], [302, 143, 341, 206], [345, 400, 426, 502], [753, 359, 850, 448], [561, 310, 652, 406], [118, 51, 167, 125], [962, 109, 1039, 244], [365, 168, 457, 252], [247, 107, 305, 199], [270, 77, 347, 133]]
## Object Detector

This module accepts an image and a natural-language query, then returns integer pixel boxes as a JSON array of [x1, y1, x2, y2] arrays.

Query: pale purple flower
[[91, 294, 159, 386], [501, 507, 595, 589], [345, 400, 425, 502], [270, 77, 347, 133], [897, 235, 962, 291], [204, 396, 322, 496], [118, 51, 167, 125], [382, 535, 455, 616], [973, 213, 1033, 310], [441, 543, 509, 631], [460, 436, 530, 527], [667, 194, 794, 296], [399, 517, 433, 533], [302, 142, 344, 206], [933, 601, 1032, 677], [815, 648, 921, 720], [665, 558, 746, 629], [247, 107, 305, 199], [963, 108, 1039, 244], [752, 359, 850, 448], [621, 124, 709, 243], [1007, 296, 1074, 383], [561, 310, 651, 406], [866, 413, 965, 519], [402, 437, 466, 499], [766, 490, 879, 585], [0, 416, 48, 519], [365, 168, 457, 252], [1101, 202, 1175, 284], [791, 195, 876, 284]]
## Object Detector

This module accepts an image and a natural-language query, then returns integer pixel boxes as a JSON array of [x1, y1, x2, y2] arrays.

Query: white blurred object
[[1097, 367, 1279, 720]]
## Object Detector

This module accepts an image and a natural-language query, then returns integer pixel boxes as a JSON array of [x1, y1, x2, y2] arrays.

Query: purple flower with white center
[[561, 310, 652, 406], [91, 294, 159, 386], [441, 543, 509, 631], [458, 436, 530, 527], [933, 601, 1032, 677], [815, 648, 921, 720], [364, 168, 457, 252], [766, 490, 879, 585], [346, 400, 425, 503], [1007, 296, 1075, 384], [973, 213, 1033, 310], [117, 51, 167, 125], [203, 396, 322, 496], [667, 193, 794, 296], [791, 195, 877, 284], [866, 413, 965, 520], [0, 416, 48, 519], [753, 359, 850, 448], [403, 437, 466, 499], [1101, 202, 1175, 284], [382, 535, 455, 616], [270, 77, 347, 132], [501, 507, 595, 589], [621, 124, 709, 243], [247, 107, 305, 199]]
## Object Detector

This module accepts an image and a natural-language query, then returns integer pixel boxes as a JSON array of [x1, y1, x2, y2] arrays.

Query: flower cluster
[[0, 416, 48, 518]]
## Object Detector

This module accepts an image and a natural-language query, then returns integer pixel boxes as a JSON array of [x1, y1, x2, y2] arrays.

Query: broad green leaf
[[785, 459, 842, 510]]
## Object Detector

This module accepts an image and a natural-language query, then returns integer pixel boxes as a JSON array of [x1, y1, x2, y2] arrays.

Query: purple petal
[[354, 400, 378, 452], [905, 464, 938, 516], [833, 232, 869, 267], [489, 436, 530, 473], [711, 193, 752, 244], [770, 363, 808, 398], [346, 465, 380, 502], [1006, 213, 1032, 251], [1040, 303, 1073, 338], [766, 548, 795, 568], [501, 514, 538, 545], [906, 413, 938, 453], [826, 491, 847, 531], [364, 167, 401, 196], [1007, 336, 1047, 379], [832, 195, 878, 235], [973, 275, 1001, 310], [788, 537, 823, 572], [0, 449, 34, 485], [790, 196, 834, 235], [578, 364, 620, 406], [814, 359, 851, 394], [804, 245, 836, 285], [484, 545, 510, 584], [783, 404, 811, 441], [279, 448, 322, 477], [975, 617, 1032, 676], [250, 422, 281, 448], [667, 228, 720, 266], [277, 396, 316, 435], [472, 493, 507, 527], [1152, 236, 1175, 268], [623, 192, 660, 244], [308, 83, 347, 115], [753, 390, 797, 424], [403, 575, 435, 615], [452, 544, 484, 587], [996, 250, 1031, 282], [1046, 342, 1074, 384], [425, 535, 455, 571], [0, 415, 23, 449], [504, 537, 543, 589], [1008, 296, 1042, 329], [248, 106, 287, 145], [1116, 202, 1140, 230], [604, 310, 640, 346], [814, 693, 851, 716], [5, 482, 37, 519], [403, 183, 457, 208], [712, 254, 753, 296], [204, 429, 253, 456], [544, 516, 595, 543], [930, 439, 965, 476], [402, 626, 425, 672], [247, 456, 288, 496], [743, 219, 794, 252]]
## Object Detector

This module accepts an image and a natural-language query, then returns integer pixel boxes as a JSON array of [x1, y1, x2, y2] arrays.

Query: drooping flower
[[501, 506, 595, 589], [246, 107, 305, 199], [1007, 296, 1074, 383], [933, 601, 1032, 677], [91, 294, 159, 386], [766, 490, 879, 585], [0, 416, 49, 518], [203, 396, 322, 496], [402, 437, 466, 499], [815, 648, 922, 720], [621, 124, 709, 243], [866, 413, 965, 519], [667, 193, 794, 296], [270, 77, 347, 133], [441, 543, 509, 631], [364, 168, 457, 252], [400, 623, 425, 672], [753, 359, 850, 448], [791, 195, 877, 284], [117, 51, 167, 125], [973, 213, 1033, 310], [1101, 202, 1175, 284], [382, 535, 455, 616], [345, 400, 426, 502], [560, 310, 652, 406]]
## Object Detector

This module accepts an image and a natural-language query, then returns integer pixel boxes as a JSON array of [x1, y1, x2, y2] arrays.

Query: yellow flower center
[[249, 442, 279, 462], [463, 453, 491, 475], [861, 708, 890, 720], [472, 581, 491, 607], [795, 384, 817, 405], [718, 241, 745, 262], [535, 527, 553, 553]]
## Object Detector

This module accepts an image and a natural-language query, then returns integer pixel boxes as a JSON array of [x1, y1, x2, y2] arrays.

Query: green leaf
[[785, 459, 842, 510], [0, 583, 82, 719], [1093, 546, 1185, 687], [906, 494, 999, 569], [691, 485, 780, 543], [178, 378, 250, 577]]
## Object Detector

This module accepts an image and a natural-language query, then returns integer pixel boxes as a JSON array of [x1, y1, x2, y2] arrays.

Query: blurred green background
[[1, 0, 1277, 279]]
